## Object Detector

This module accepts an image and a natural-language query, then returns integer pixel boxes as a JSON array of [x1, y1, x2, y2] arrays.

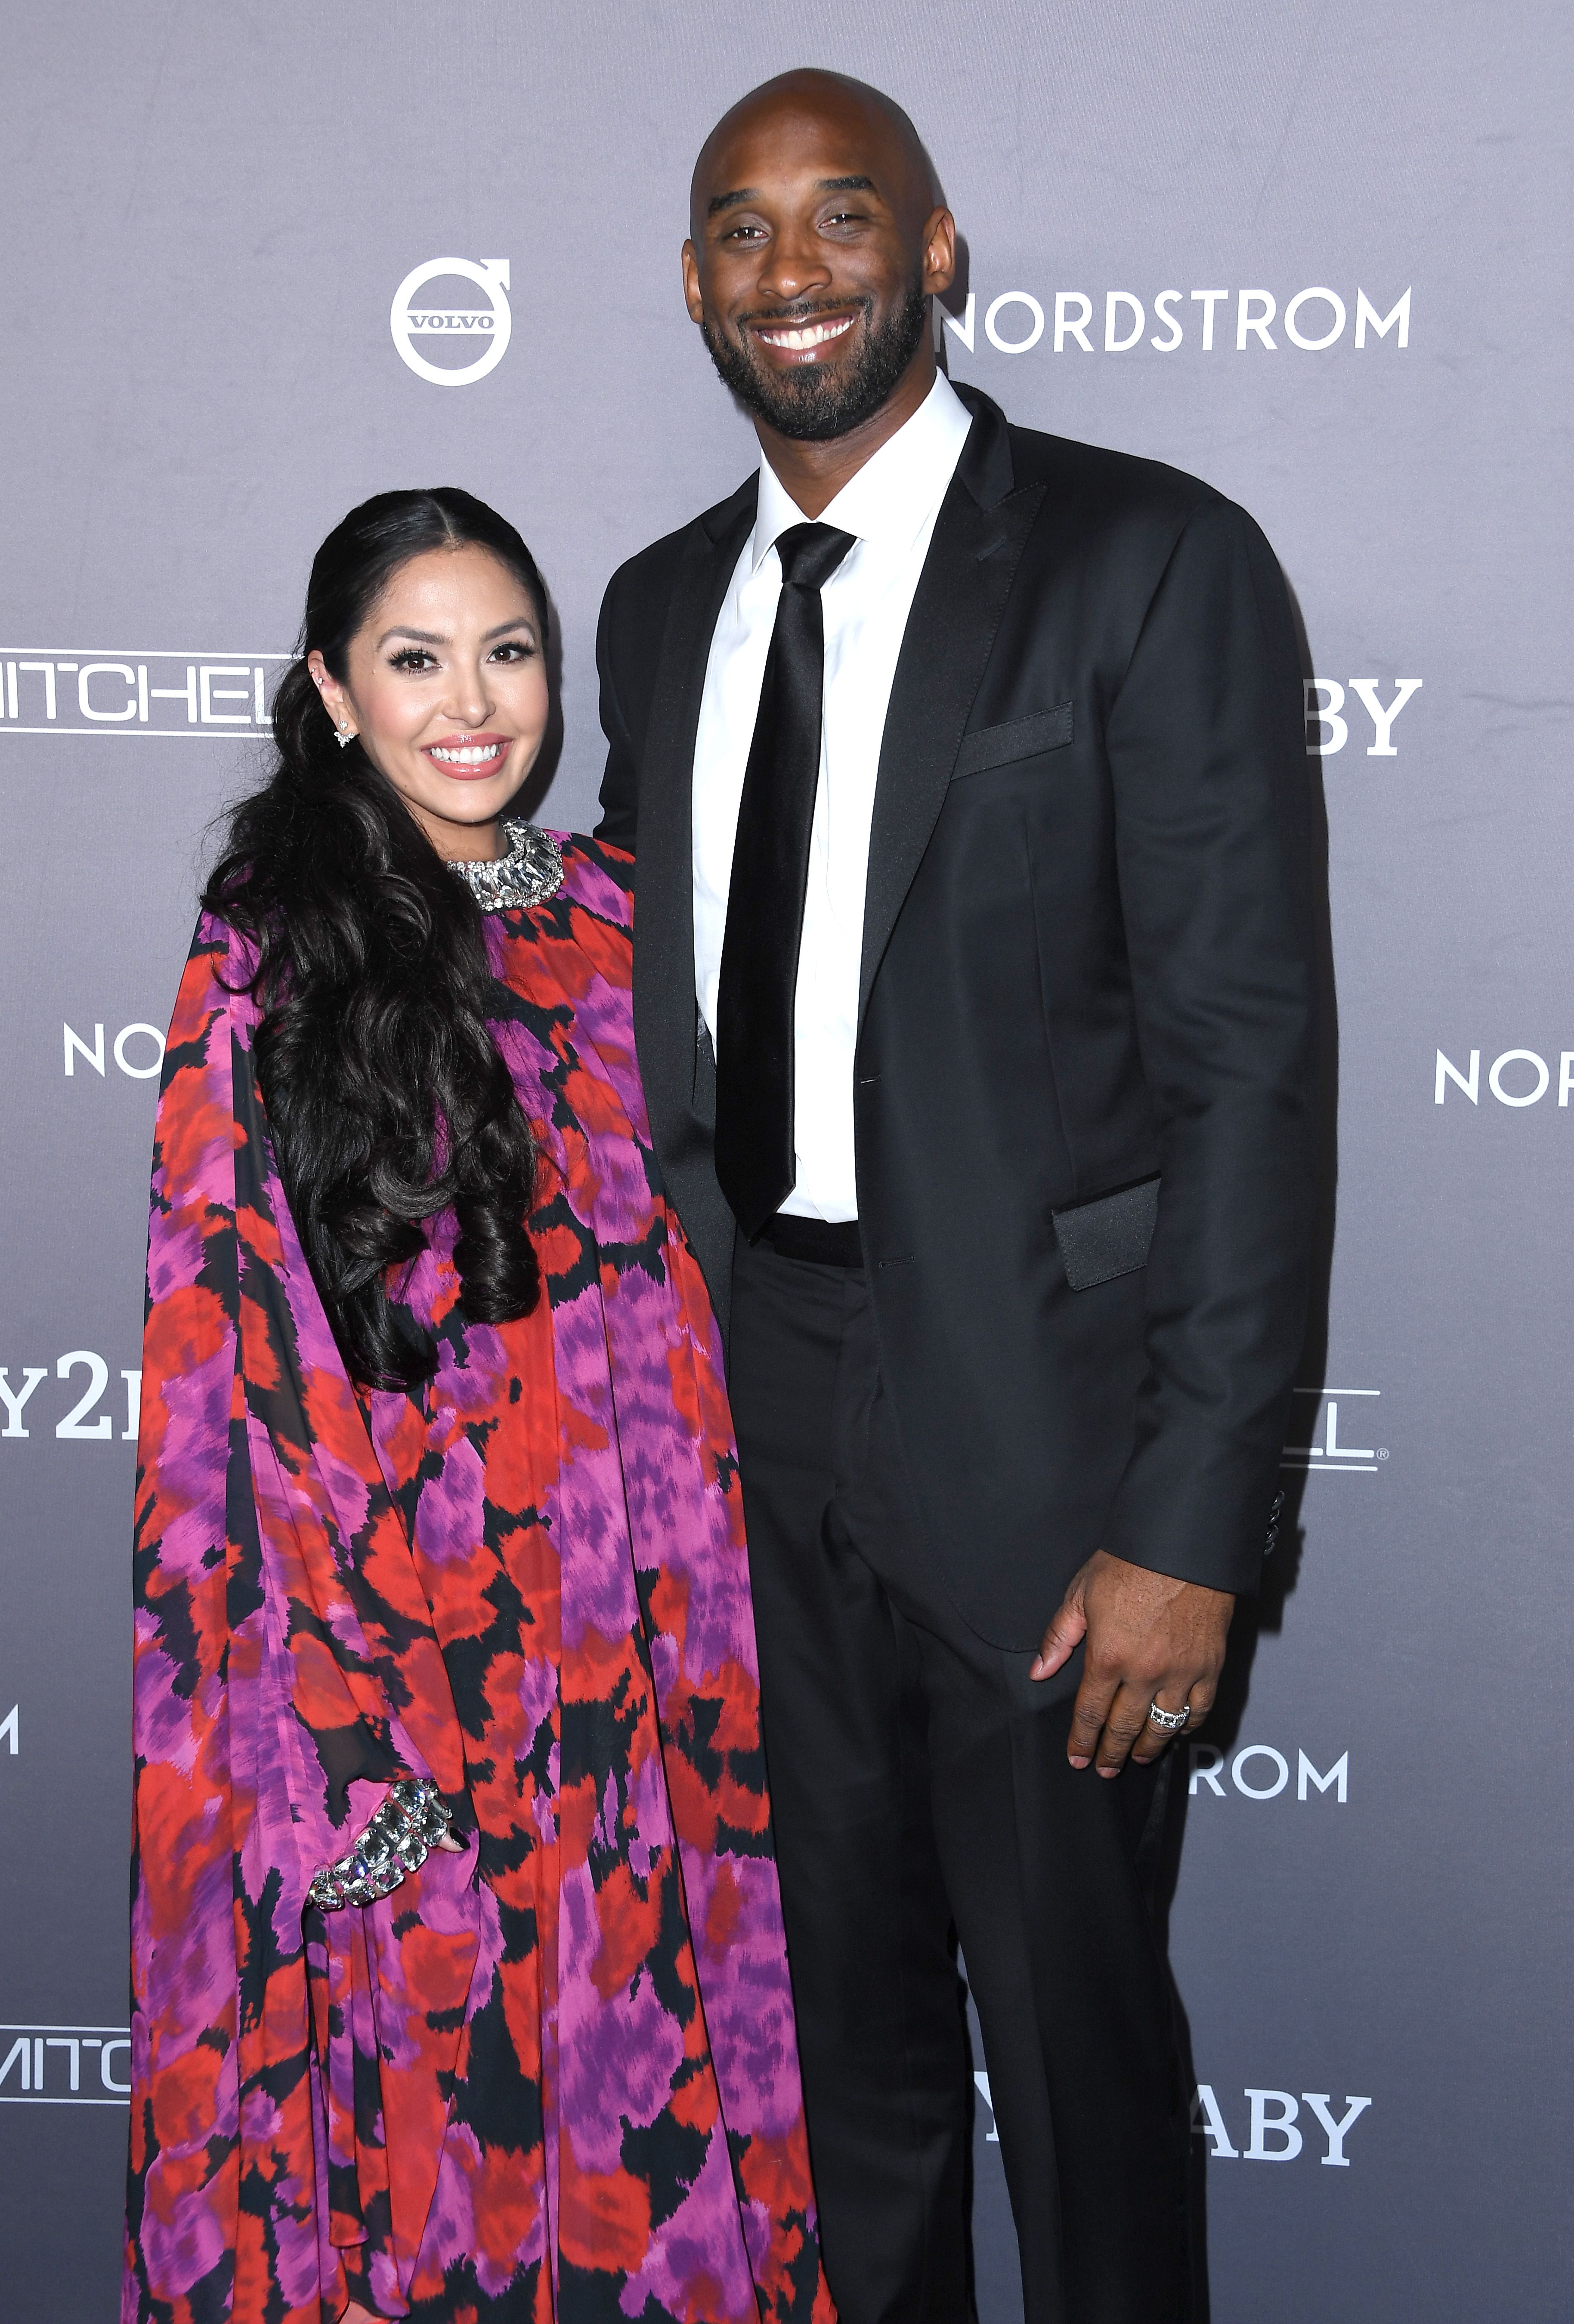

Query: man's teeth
[[430, 743, 503, 765], [760, 317, 853, 351]]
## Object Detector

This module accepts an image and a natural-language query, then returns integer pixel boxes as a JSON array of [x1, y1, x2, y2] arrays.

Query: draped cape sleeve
[[124, 915, 497, 2322], [125, 861, 834, 2324]]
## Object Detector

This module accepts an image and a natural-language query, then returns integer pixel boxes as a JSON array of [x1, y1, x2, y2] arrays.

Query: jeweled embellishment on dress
[[307, 1776, 454, 1911], [448, 820, 564, 912]]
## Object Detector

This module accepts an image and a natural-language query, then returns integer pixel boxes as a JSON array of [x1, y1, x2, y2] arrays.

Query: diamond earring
[[336, 723, 355, 750]]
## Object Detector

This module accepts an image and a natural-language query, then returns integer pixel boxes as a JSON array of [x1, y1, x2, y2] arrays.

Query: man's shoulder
[[1006, 416, 1227, 531], [951, 385, 1261, 579], [1000, 417, 1287, 607], [601, 474, 758, 619]]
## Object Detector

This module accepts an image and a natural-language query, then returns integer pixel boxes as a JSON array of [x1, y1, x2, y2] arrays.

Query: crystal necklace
[[447, 819, 564, 913]]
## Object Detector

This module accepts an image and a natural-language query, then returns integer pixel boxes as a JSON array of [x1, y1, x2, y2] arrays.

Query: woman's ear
[[306, 650, 357, 745]]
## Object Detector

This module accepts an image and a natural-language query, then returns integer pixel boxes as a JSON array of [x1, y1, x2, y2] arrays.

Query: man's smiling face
[[683, 76, 952, 444]]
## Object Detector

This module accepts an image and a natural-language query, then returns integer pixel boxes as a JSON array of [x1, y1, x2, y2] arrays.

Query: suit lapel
[[632, 479, 755, 1170], [859, 394, 1044, 1025]]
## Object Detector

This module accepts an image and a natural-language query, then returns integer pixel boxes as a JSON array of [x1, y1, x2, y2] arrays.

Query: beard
[[700, 272, 930, 442]]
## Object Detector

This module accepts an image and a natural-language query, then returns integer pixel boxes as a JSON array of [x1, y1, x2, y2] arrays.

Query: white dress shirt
[[692, 372, 973, 1221]]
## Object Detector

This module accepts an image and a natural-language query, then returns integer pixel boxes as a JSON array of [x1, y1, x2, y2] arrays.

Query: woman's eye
[[389, 648, 435, 673], [490, 640, 536, 663]]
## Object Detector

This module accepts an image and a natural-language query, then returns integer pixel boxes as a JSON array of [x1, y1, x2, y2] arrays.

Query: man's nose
[[756, 221, 833, 306]]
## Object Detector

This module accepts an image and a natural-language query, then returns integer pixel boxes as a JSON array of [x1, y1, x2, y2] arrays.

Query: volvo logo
[[390, 257, 511, 387]]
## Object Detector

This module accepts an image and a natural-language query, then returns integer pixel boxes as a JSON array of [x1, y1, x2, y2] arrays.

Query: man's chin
[[752, 374, 868, 442], [705, 342, 878, 441]]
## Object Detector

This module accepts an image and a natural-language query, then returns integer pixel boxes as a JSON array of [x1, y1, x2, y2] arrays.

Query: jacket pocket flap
[[1051, 1175, 1159, 1290], [952, 701, 1073, 780]]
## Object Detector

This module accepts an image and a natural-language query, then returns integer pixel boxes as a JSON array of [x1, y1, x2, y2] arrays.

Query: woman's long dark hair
[[206, 488, 548, 1389]]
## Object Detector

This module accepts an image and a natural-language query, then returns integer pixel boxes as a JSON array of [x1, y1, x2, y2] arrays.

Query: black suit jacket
[[597, 384, 1315, 1647]]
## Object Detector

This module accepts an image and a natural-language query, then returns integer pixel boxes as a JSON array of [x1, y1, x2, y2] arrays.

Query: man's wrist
[[1092, 1545, 1235, 1611]]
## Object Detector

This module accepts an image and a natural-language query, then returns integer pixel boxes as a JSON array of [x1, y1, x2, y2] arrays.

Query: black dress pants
[[728, 1231, 1189, 2324]]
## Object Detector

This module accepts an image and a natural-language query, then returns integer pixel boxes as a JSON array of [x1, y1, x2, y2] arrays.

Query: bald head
[[690, 69, 940, 242]]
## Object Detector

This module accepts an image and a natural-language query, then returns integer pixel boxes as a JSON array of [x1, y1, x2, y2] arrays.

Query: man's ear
[[921, 208, 957, 300], [681, 239, 705, 327]]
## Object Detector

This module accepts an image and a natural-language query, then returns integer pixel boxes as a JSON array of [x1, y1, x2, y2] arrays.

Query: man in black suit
[[597, 68, 1314, 2324]]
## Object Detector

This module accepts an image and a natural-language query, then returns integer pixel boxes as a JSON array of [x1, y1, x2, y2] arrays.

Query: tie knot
[[774, 522, 855, 593]]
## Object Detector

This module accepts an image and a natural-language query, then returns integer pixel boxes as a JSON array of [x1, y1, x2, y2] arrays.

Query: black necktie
[[714, 521, 855, 1239]]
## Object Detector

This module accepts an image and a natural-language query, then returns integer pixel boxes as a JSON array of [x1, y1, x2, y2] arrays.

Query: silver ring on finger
[[1146, 1699, 1191, 1734]]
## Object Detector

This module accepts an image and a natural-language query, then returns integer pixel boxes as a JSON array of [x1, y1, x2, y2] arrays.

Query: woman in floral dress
[[124, 488, 833, 2324]]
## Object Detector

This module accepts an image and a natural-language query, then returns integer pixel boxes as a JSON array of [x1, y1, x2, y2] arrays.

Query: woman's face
[[309, 543, 550, 861]]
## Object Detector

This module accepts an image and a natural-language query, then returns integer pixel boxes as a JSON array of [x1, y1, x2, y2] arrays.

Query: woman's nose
[[449, 667, 492, 726]]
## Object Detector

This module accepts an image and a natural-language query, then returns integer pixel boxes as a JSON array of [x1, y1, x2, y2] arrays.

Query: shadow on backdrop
[[935, 232, 972, 376], [1147, 566, 1337, 2323], [517, 580, 566, 821]]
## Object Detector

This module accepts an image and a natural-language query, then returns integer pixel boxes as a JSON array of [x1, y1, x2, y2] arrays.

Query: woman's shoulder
[[158, 909, 263, 1054], [495, 832, 635, 1022], [186, 904, 261, 986], [541, 830, 634, 934]]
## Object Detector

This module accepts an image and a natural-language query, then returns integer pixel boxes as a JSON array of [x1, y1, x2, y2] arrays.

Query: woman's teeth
[[429, 743, 503, 765]]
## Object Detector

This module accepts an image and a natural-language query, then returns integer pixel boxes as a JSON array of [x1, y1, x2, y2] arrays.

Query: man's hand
[[1030, 1549, 1234, 1775]]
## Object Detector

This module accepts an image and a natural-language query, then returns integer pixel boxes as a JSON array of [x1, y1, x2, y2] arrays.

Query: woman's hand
[[308, 1780, 467, 1914]]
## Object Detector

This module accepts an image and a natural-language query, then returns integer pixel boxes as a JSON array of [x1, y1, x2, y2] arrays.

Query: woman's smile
[[424, 731, 512, 776]]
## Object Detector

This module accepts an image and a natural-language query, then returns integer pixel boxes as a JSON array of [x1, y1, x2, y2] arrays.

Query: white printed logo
[[942, 284, 1410, 359], [0, 651, 284, 739], [1194, 2083, 1371, 2165], [1283, 1387, 1386, 1476], [1436, 1048, 1574, 1109], [0, 2025, 131, 2104], [65, 1021, 164, 1080], [391, 258, 511, 387], [0, 1352, 140, 1442], [976, 2073, 1371, 2165], [1304, 678, 1422, 757], [1189, 1742, 1349, 1803]]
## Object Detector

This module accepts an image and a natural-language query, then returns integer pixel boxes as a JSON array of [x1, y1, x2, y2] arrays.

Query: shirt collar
[[748, 370, 973, 577]]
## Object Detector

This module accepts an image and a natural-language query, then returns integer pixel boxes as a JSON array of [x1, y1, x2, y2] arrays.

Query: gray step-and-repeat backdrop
[[1, 4, 1567, 2318]]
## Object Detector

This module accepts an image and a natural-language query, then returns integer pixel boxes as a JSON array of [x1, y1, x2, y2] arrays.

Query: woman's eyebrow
[[375, 617, 535, 648], [377, 624, 445, 648]]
